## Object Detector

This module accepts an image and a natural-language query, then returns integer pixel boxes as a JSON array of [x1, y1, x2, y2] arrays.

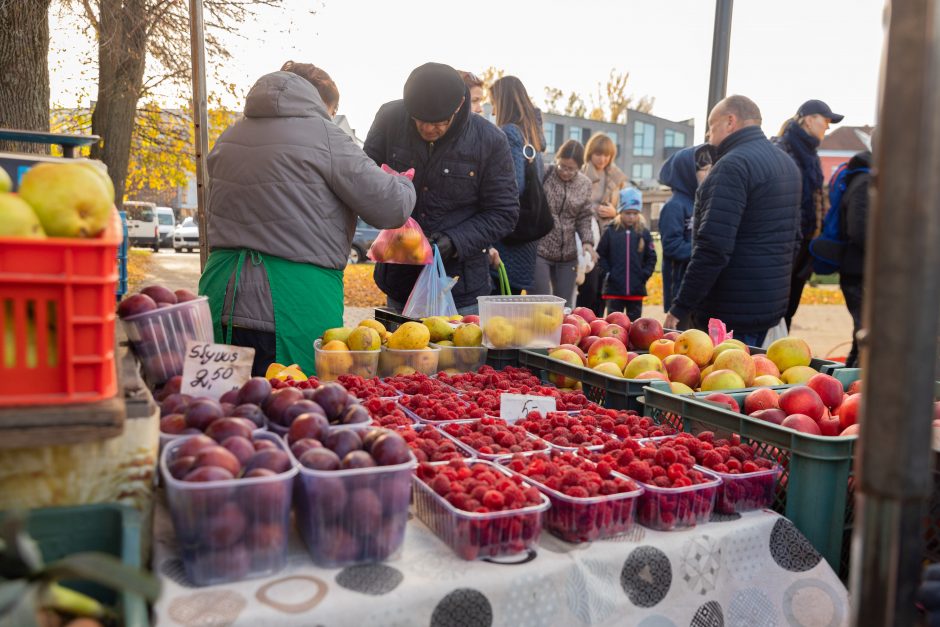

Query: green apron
[[199, 248, 343, 376]]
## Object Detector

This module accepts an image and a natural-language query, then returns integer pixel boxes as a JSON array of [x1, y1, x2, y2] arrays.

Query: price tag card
[[180, 341, 255, 400], [499, 393, 557, 424]]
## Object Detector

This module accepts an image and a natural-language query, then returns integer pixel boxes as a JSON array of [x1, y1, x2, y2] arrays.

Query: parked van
[[155, 206, 176, 248], [123, 201, 160, 251]]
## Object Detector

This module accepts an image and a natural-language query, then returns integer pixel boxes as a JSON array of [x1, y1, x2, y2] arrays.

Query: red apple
[[461, 315, 480, 325], [838, 393, 861, 430], [564, 314, 591, 339], [579, 335, 600, 354], [628, 317, 664, 350], [818, 414, 842, 436], [635, 371, 669, 382], [806, 373, 844, 410], [703, 392, 740, 413], [559, 323, 581, 346], [744, 388, 779, 415], [840, 424, 860, 436], [555, 344, 587, 364], [589, 319, 609, 336], [847, 380, 862, 395], [781, 413, 822, 435], [547, 348, 585, 388], [751, 408, 787, 425], [779, 386, 825, 422], [598, 324, 628, 345], [587, 337, 630, 370], [662, 354, 701, 389], [626, 351, 639, 364], [664, 331, 680, 341], [605, 311, 632, 335], [572, 307, 597, 324]]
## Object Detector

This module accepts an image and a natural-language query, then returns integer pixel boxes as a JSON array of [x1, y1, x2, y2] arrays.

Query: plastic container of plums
[[477, 295, 565, 349], [160, 431, 297, 586], [287, 427, 417, 567], [122, 297, 213, 386], [314, 339, 380, 381]]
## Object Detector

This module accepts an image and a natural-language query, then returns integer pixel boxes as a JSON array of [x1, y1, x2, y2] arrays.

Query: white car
[[173, 217, 200, 253]]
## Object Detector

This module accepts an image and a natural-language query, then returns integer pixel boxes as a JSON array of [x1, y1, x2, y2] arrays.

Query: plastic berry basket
[[433, 343, 488, 373], [437, 419, 551, 461], [477, 295, 565, 349], [633, 469, 722, 531], [412, 459, 550, 560], [313, 339, 380, 381], [288, 436, 416, 568], [0, 212, 122, 406], [498, 457, 644, 543], [378, 345, 441, 378], [160, 432, 298, 586], [705, 463, 783, 514], [121, 296, 213, 387], [396, 396, 476, 424]]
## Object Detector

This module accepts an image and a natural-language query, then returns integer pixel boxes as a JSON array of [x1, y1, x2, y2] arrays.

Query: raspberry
[[729, 446, 748, 461], [654, 447, 678, 467], [626, 461, 653, 483], [595, 461, 612, 478], [667, 463, 687, 481], [482, 490, 505, 510], [567, 486, 590, 498], [702, 450, 724, 468], [430, 474, 451, 496], [742, 461, 759, 473]]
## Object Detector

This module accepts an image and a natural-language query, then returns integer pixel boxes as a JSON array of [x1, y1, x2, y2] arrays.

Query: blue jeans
[[386, 297, 479, 317], [733, 329, 768, 348]]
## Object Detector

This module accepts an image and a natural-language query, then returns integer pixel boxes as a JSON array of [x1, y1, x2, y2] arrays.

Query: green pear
[[0, 168, 12, 193], [423, 317, 454, 342], [18, 163, 112, 238], [322, 327, 353, 345], [75, 160, 115, 203], [0, 194, 45, 238]]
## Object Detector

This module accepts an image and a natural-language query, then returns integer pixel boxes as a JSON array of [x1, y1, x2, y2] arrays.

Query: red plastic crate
[[0, 212, 121, 406]]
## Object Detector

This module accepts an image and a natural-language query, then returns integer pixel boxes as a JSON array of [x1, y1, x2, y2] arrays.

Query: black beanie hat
[[403, 62, 466, 122]]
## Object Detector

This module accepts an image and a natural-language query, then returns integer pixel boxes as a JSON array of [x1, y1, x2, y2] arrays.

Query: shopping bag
[[761, 318, 789, 349], [402, 245, 459, 318], [707, 318, 733, 345], [368, 216, 433, 264]]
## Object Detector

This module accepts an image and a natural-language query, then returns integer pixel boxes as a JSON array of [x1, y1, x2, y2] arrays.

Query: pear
[[423, 317, 454, 342], [388, 321, 430, 350], [0, 194, 45, 238], [322, 327, 353, 344], [18, 163, 112, 238], [75, 160, 115, 203], [453, 323, 483, 347], [0, 168, 11, 193]]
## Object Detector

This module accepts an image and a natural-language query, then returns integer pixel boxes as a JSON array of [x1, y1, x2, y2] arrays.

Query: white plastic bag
[[402, 245, 458, 318], [761, 318, 789, 349]]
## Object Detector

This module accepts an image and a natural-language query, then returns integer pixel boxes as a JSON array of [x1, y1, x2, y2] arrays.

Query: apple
[[751, 408, 787, 425], [838, 394, 861, 430], [752, 374, 784, 387], [744, 388, 779, 414], [670, 382, 695, 394], [626, 352, 639, 364], [847, 380, 862, 395], [712, 341, 745, 361], [662, 354, 701, 389], [559, 323, 581, 346], [587, 337, 630, 371], [807, 373, 844, 410], [555, 344, 586, 364], [605, 311, 632, 335], [579, 335, 600, 354], [649, 339, 675, 361], [635, 371, 669, 382], [779, 386, 825, 422], [572, 307, 597, 324], [781, 366, 817, 384], [673, 329, 714, 367], [819, 413, 842, 436], [781, 413, 822, 435], [713, 349, 756, 386], [700, 369, 746, 391], [752, 355, 782, 379], [592, 362, 624, 378], [547, 348, 585, 388], [840, 424, 860, 436], [564, 314, 591, 339], [623, 354, 665, 379], [664, 331, 680, 341], [460, 315, 480, 325], [766, 337, 812, 372], [703, 392, 740, 413], [589, 320, 610, 336], [598, 324, 628, 345], [627, 317, 663, 350]]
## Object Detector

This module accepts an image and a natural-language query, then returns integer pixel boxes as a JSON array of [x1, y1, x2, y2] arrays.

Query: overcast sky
[[50, 0, 886, 143]]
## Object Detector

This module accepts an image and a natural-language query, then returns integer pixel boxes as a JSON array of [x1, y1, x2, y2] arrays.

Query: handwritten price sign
[[499, 393, 557, 424], [180, 341, 255, 400]]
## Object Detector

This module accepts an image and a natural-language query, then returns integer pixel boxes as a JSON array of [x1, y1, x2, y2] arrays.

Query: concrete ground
[[142, 249, 855, 360]]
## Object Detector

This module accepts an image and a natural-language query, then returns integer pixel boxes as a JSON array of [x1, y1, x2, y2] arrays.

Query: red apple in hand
[[572, 307, 597, 324], [564, 314, 591, 339], [628, 317, 664, 350]]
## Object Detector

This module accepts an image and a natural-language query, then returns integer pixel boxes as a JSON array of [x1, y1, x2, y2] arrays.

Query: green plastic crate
[[485, 348, 520, 370], [746, 344, 844, 375], [2, 504, 148, 627], [640, 367, 861, 576], [519, 348, 672, 411]]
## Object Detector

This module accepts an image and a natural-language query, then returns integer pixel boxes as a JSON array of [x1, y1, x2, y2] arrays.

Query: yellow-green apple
[[598, 324, 628, 345], [635, 371, 669, 382], [752, 355, 781, 379], [766, 337, 812, 372], [703, 392, 740, 412], [605, 311, 632, 334], [781, 366, 816, 384], [18, 162, 113, 238], [663, 354, 701, 389], [674, 329, 714, 367], [837, 394, 861, 430], [779, 386, 824, 421], [532, 304, 563, 333], [664, 331, 680, 341], [744, 388, 779, 414], [649, 339, 675, 360], [700, 365, 715, 381], [579, 335, 600, 354], [555, 344, 586, 364], [484, 316, 514, 348], [781, 414, 821, 435], [559, 323, 581, 346], [627, 317, 663, 350], [548, 348, 585, 388], [670, 382, 695, 394], [461, 315, 480, 324], [840, 424, 860, 436], [587, 337, 630, 370], [751, 408, 787, 425], [724, 338, 749, 353], [806, 373, 844, 410], [592, 362, 624, 378], [623, 354, 665, 379], [346, 326, 381, 351], [712, 341, 744, 361], [564, 314, 591, 339], [589, 319, 609, 336], [700, 369, 746, 391], [572, 306, 597, 324], [753, 374, 783, 386], [712, 349, 756, 386], [0, 194, 45, 238]]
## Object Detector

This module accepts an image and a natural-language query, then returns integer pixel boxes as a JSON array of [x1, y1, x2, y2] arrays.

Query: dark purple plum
[[312, 383, 349, 421], [183, 465, 235, 482], [290, 438, 323, 459], [160, 393, 192, 416], [253, 439, 277, 452], [185, 399, 224, 431], [361, 428, 388, 452], [315, 527, 359, 565], [298, 447, 341, 471], [242, 473, 290, 513], [202, 502, 246, 548], [160, 413, 187, 434], [157, 302, 174, 309], [229, 417, 258, 433], [340, 404, 370, 426], [262, 387, 303, 425], [174, 289, 200, 303], [325, 429, 362, 460], [177, 434, 217, 458], [155, 375, 182, 402], [193, 446, 241, 476], [371, 432, 411, 466], [205, 418, 253, 443], [346, 488, 383, 535], [168, 455, 197, 480], [232, 403, 265, 428], [117, 293, 157, 319], [190, 544, 250, 584], [247, 522, 287, 553], [141, 285, 177, 305], [306, 476, 347, 521], [282, 400, 323, 428], [221, 436, 256, 466], [301, 388, 318, 401], [287, 412, 330, 445], [237, 377, 273, 406], [219, 387, 240, 405], [243, 449, 291, 475], [342, 450, 376, 470], [362, 519, 406, 560]]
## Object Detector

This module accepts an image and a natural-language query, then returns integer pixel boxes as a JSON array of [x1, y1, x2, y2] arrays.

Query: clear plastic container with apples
[[378, 345, 441, 377], [314, 338, 380, 381], [478, 295, 566, 349], [432, 343, 488, 373]]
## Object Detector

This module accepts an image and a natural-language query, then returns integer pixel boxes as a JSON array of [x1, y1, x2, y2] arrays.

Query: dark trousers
[[576, 266, 606, 317], [231, 327, 278, 377], [786, 239, 814, 328], [840, 277, 863, 367], [604, 298, 643, 322]]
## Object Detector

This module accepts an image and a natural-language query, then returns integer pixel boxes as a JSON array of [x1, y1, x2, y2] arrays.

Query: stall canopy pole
[[850, 0, 940, 623], [189, 0, 210, 271], [706, 0, 734, 119]]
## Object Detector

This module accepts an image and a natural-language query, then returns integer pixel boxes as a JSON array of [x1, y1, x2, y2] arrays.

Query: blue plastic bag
[[402, 245, 458, 318]]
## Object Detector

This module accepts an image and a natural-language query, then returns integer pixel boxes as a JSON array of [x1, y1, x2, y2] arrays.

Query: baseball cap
[[797, 99, 844, 123], [618, 187, 643, 212]]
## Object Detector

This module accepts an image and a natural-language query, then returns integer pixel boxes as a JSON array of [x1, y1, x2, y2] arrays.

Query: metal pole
[[706, 0, 733, 118], [850, 0, 940, 623], [189, 0, 210, 271]]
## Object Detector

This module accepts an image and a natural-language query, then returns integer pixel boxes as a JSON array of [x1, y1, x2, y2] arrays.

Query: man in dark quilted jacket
[[664, 96, 802, 347]]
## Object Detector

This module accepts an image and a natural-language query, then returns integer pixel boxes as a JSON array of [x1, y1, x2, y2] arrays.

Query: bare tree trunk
[[0, 0, 52, 154], [90, 0, 147, 209]]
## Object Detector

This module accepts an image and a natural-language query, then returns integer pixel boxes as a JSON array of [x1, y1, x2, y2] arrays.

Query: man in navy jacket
[[664, 96, 801, 346]]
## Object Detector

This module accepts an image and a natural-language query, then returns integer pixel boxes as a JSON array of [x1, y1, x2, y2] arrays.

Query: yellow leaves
[[800, 286, 846, 305], [344, 264, 386, 307], [126, 249, 154, 295]]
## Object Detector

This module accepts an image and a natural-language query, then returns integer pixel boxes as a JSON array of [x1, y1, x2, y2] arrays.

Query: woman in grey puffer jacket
[[534, 139, 595, 307]]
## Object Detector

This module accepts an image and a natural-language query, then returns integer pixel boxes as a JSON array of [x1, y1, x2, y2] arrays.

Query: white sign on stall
[[499, 393, 557, 423], [180, 341, 255, 400]]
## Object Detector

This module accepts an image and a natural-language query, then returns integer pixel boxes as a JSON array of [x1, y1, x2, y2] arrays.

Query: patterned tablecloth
[[153, 495, 848, 627]]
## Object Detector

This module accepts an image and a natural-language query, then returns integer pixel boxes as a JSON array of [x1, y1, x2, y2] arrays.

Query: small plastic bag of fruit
[[402, 245, 458, 319], [368, 216, 433, 264]]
